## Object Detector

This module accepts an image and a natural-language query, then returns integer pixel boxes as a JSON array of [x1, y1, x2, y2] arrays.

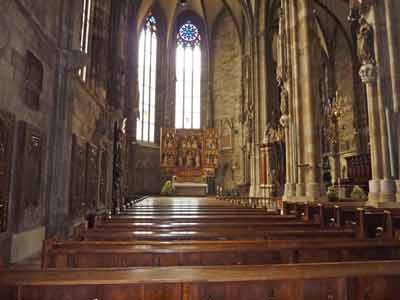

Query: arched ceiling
[[137, 0, 248, 39]]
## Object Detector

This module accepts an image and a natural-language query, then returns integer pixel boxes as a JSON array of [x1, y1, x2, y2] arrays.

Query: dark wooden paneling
[[99, 147, 108, 207], [69, 135, 87, 217], [85, 143, 99, 209], [144, 284, 181, 300], [100, 284, 144, 300], [0, 110, 15, 233]]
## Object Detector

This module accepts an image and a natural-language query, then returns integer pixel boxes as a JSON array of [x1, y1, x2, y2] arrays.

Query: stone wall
[[0, 0, 61, 263], [212, 10, 244, 193]]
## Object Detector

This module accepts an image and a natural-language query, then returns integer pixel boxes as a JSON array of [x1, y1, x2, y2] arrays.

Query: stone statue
[[357, 17, 375, 65], [280, 87, 289, 115], [264, 123, 274, 144]]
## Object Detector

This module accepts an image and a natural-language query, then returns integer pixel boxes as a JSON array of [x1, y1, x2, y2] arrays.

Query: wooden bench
[[1, 261, 400, 300], [77, 226, 356, 241], [282, 202, 394, 238], [42, 239, 400, 268]]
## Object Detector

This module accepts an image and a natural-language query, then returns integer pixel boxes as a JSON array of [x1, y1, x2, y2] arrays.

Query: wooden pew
[[218, 195, 282, 211], [282, 202, 394, 238], [94, 221, 320, 231], [106, 214, 298, 223], [77, 226, 356, 241], [42, 239, 400, 269], [2, 261, 400, 300]]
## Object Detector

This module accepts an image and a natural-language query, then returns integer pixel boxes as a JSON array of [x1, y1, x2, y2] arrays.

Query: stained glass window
[[79, 0, 92, 82], [137, 13, 157, 143], [175, 21, 201, 129]]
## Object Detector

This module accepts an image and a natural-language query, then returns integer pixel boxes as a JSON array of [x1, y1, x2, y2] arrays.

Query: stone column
[[383, 0, 400, 202], [281, 113, 295, 197], [359, 64, 383, 204], [47, 0, 76, 237], [297, 0, 322, 200]]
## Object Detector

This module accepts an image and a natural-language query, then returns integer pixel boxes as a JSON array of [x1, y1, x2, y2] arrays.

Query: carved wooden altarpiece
[[69, 135, 87, 217], [15, 122, 46, 229], [160, 128, 219, 179], [0, 110, 15, 232]]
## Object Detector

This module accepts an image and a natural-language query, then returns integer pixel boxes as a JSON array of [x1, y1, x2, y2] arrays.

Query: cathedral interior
[[1, 0, 400, 298]]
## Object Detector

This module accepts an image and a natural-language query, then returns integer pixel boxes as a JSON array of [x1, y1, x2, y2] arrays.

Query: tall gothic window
[[79, 0, 93, 82], [175, 21, 202, 129], [137, 14, 157, 143]]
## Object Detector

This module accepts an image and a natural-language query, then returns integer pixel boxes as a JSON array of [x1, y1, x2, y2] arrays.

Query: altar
[[160, 128, 219, 197], [172, 180, 208, 196]]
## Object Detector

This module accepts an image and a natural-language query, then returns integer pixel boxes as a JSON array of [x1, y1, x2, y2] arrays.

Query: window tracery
[[175, 21, 201, 129], [137, 13, 157, 143]]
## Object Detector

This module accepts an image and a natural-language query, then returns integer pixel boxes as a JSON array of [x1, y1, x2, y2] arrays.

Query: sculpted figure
[[192, 138, 198, 149], [357, 17, 375, 65], [195, 151, 201, 168], [178, 153, 184, 167], [186, 151, 193, 168], [280, 87, 289, 115]]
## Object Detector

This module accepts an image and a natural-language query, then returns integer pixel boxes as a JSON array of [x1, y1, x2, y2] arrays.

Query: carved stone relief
[[0, 110, 15, 233], [15, 122, 46, 231]]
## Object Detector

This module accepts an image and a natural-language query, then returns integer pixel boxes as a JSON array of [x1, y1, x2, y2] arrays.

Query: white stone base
[[295, 183, 305, 197], [283, 195, 328, 203], [367, 179, 397, 206], [173, 182, 208, 197], [284, 183, 296, 197], [10, 226, 46, 263]]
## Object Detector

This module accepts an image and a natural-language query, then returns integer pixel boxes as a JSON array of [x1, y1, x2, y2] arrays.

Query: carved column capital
[[359, 63, 378, 84]]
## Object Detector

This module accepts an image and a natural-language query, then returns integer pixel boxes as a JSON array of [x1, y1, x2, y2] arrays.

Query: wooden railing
[[217, 195, 283, 211]]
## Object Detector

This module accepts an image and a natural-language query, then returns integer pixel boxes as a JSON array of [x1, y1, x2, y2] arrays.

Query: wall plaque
[[0, 110, 15, 232]]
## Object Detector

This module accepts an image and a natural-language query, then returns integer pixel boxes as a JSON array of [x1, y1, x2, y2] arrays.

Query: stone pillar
[[281, 113, 294, 197], [384, 0, 400, 202], [47, 0, 77, 237], [288, 0, 305, 198], [396, 113, 400, 202], [297, 0, 322, 201], [359, 64, 385, 204]]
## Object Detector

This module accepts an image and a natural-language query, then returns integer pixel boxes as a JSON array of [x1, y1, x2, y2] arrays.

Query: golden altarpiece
[[160, 128, 219, 196]]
